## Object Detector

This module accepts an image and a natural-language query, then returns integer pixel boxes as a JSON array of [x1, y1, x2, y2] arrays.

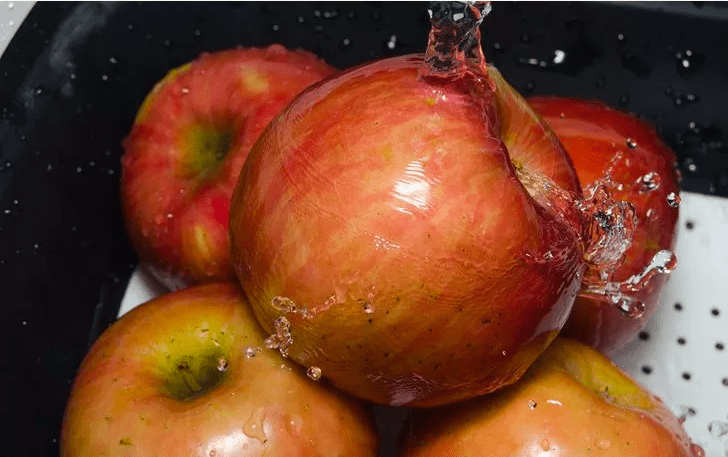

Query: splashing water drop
[[626, 137, 638, 149], [528, 400, 537, 409], [265, 316, 293, 357], [635, 171, 661, 193], [666, 192, 681, 207], [306, 366, 322, 381], [244, 346, 260, 358], [271, 296, 297, 313], [615, 296, 646, 318], [581, 249, 676, 318], [424, 1, 491, 76], [363, 302, 375, 314]]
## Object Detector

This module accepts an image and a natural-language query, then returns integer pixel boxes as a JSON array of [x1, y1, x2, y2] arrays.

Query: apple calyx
[[164, 350, 229, 400], [180, 121, 237, 182]]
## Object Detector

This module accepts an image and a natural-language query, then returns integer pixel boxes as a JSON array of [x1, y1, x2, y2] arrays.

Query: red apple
[[121, 45, 335, 289], [399, 338, 703, 457], [529, 97, 681, 355], [60, 283, 379, 457], [229, 51, 588, 407]]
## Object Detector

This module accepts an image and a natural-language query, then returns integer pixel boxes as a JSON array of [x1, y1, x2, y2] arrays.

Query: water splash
[[666, 192, 681, 207], [517, 155, 676, 319], [423, 1, 491, 76], [264, 316, 293, 357], [581, 249, 677, 318]]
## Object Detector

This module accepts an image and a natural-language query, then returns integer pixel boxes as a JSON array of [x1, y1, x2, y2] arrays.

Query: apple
[[60, 283, 379, 457], [121, 45, 335, 289], [399, 338, 703, 457], [229, 43, 591, 406], [529, 96, 681, 355]]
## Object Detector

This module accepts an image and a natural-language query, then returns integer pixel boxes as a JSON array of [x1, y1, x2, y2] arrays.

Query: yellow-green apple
[[399, 338, 703, 457], [60, 283, 379, 457], [529, 97, 681, 355], [229, 49, 589, 407], [121, 45, 335, 289]]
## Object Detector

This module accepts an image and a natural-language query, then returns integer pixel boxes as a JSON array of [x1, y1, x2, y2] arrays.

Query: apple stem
[[423, 1, 491, 77]]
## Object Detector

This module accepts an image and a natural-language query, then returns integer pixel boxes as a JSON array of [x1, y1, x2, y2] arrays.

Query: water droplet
[[216, 358, 228, 372], [286, 413, 303, 436], [619, 94, 630, 107], [339, 37, 352, 51], [271, 296, 296, 313], [616, 296, 646, 318], [363, 302, 374, 314], [596, 439, 612, 450], [101, 74, 108, 81], [675, 48, 705, 79], [635, 171, 661, 193], [181, 86, 190, 94], [626, 137, 637, 149], [109, 57, 118, 64], [306, 366, 322, 381], [8, 2, 15, 9], [244, 346, 260, 358], [8, 20, 15, 27], [265, 316, 292, 357], [528, 400, 537, 409], [242, 407, 268, 443], [652, 249, 678, 273], [666, 192, 681, 207], [386, 34, 397, 50]]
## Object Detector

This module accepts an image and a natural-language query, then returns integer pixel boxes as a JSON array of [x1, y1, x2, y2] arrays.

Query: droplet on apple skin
[[666, 191, 681, 207], [307, 366, 322, 381]]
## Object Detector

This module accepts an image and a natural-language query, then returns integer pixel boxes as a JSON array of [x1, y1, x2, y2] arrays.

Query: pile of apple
[[61, 5, 703, 457]]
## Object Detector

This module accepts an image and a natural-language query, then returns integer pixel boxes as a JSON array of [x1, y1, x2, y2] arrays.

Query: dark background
[[2, 2, 727, 455]]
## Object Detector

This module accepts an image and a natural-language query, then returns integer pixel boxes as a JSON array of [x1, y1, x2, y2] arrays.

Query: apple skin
[[230, 54, 586, 407], [529, 97, 681, 355], [121, 45, 335, 289], [399, 338, 700, 457], [60, 283, 379, 457]]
